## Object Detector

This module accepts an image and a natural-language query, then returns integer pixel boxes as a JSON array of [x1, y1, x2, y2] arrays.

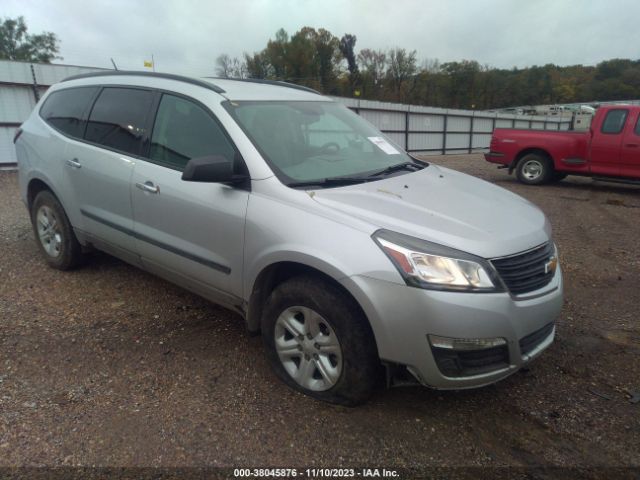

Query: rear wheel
[[515, 153, 553, 185], [261, 275, 379, 406], [30, 190, 84, 270]]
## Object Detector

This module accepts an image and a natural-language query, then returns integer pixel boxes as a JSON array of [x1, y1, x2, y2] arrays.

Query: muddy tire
[[30, 190, 84, 270], [261, 275, 379, 406]]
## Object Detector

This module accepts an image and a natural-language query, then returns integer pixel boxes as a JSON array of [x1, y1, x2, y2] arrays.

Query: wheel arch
[[246, 261, 378, 354], [26, 176, 62, 212]]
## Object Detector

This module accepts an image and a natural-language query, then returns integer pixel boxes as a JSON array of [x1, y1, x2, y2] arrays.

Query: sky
[[4, 0, 640, 76]]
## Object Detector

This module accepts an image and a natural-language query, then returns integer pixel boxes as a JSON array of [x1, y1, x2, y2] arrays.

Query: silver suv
[[15, 72, 563, 405]]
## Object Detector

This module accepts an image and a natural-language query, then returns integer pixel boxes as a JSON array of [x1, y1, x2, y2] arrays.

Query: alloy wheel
[[274, 306, 343, 391]]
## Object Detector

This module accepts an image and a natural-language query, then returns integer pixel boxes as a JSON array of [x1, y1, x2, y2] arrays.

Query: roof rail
[[61, 71, 226, 94], [205, 77, 321, 95]]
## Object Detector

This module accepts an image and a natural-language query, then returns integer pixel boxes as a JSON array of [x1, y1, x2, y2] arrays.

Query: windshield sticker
[[368, 136, 401, 155]]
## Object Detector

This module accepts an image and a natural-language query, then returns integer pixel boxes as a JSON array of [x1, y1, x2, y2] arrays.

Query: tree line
[[218, 27, 640, 110]]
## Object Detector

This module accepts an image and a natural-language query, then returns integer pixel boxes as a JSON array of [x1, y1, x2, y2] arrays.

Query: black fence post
[[404, 110, 410, 152], [442, 114, 448, 155], [468, 112, 475, 154], [30, 64, 40, 103]]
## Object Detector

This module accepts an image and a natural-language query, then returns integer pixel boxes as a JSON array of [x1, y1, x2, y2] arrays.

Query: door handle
[[625, 143, 638, 148], [135, 181, 160, 194], [66, 158, 81, 169]]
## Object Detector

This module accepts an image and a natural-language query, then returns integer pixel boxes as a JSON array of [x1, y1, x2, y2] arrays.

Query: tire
[[515, 153, 553, 185], [30, 190, 84, 270], [261, 274, 379, 406]]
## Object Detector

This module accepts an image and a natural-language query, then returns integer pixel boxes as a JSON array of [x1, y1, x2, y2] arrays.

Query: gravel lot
[[0, 155, 639, 474]]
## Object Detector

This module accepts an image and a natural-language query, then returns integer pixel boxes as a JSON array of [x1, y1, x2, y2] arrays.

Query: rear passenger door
[[37, 86, 99, 230], [131, 93, 249, 305], [65, 87, 155, 265]]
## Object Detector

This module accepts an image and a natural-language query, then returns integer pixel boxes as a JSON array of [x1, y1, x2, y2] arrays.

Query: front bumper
[[342, 266, 563, 389]]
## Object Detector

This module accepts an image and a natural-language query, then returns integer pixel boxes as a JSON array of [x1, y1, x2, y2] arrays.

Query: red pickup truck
[[484, 105, 640, 185]]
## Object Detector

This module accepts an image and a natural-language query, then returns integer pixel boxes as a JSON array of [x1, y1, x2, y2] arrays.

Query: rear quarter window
[[39, 87, 98, 138]]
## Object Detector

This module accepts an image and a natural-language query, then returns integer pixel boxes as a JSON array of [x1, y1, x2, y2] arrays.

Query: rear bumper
[[484, 151, 510, 166]]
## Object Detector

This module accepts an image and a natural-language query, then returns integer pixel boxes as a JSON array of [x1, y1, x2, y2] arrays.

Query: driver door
[[131, 93, 249, 305]]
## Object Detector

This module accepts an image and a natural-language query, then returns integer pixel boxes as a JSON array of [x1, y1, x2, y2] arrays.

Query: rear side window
[[85, 87, 154, 156], [634, 116, 640, 136], [39, 87, 98, 138], [601, 109, 628, 134], [149, 94, 235, 170]]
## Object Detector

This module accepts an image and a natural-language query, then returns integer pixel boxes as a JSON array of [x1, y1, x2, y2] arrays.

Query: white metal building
[[0, 60, 103, 165]]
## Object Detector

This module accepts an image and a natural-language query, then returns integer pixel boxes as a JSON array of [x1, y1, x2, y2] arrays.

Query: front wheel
[[261, 275, 379, 406], [515, 153, 553, 185]]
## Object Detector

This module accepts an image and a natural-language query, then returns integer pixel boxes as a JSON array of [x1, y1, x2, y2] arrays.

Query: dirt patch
[[0, 156, 638, 470]]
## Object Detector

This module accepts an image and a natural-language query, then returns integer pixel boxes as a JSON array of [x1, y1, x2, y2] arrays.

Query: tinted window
[[85, 87, 154, 156], [149, 94, 235, 170], [39, 87, 98, 138], [635, 116, 640, 136], [601, 109, 628, 134]]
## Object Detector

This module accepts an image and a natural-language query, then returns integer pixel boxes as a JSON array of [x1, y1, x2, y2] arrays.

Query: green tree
[[0, 16, 60, 63], [339, 34, 359, 92], [387, 48, 417, 101], [358, 48, 387, 98], [244, 51, 271, 79]]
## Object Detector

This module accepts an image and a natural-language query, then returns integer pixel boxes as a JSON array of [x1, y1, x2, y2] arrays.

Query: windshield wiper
[[287, 176, 375, 188], [368, 160, 425, 178]]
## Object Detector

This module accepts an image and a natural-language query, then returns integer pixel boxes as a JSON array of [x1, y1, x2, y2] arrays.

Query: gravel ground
[[0, 155, 639, 473]]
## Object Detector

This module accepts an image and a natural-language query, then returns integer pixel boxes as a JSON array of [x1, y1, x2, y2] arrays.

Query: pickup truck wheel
[[261, 275, 379, 406], [516, 154, 553, 185], [30, 190, 84, 270]]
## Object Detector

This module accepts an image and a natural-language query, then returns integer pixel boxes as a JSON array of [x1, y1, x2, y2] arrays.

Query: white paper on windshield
[[368, 136, 401, 155]]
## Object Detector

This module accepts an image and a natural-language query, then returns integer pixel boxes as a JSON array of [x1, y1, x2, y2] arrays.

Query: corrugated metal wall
[[0, 60, 104, 165], [0, 60, 574, 165], [330, 97, 573, 155]]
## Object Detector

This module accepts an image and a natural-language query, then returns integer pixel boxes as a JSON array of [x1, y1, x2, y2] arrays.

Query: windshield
[[223, 100, 416, 185]]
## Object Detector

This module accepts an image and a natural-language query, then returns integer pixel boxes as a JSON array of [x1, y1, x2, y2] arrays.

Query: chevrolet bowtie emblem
[[544, 256, 558, 274]]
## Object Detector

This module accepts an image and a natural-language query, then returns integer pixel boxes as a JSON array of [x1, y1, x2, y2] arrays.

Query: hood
[[310, 164, 551, 259]]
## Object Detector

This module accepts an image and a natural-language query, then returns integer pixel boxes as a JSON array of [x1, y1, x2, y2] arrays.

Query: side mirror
[[181, 155, 247, 185]]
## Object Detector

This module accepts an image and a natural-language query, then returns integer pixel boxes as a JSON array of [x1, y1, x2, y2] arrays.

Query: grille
[[519, 322, 555, 356], [491, 242, 555, 295], [431, 344, 510, 377]]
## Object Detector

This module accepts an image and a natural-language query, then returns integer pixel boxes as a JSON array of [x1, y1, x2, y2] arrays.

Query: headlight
[[373, 230, 504, 292]]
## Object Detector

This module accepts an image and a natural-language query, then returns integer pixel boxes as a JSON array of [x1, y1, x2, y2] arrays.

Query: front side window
[[85, 87, 154, 156], [601, 109, 628, 134], [149, 94, 235, 170], [224, 101, 413, 185], [39, 87, 98, 138]]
